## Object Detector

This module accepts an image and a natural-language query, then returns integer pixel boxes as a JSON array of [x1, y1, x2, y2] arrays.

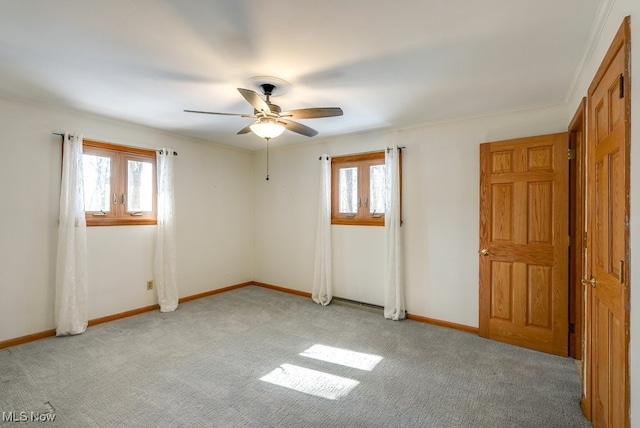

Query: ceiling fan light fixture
[[185, 82, 341, 139], [250, 119, 285, 139]]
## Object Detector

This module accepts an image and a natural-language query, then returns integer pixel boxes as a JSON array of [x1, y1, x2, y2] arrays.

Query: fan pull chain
[[265, 138, 270, 181]]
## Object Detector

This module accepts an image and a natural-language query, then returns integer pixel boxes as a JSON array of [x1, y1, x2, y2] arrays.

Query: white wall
[[252, 103, 568, 327], [0, 97, 254, 342], [566, 0, 639, 423]]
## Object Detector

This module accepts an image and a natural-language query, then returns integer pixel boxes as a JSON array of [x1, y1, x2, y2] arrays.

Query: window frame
[[82, 140, 157, 227], [331, 151, 388, 226]]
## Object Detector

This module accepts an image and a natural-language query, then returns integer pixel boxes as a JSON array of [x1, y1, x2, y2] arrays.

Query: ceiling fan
[[184, 83, 343, 140]]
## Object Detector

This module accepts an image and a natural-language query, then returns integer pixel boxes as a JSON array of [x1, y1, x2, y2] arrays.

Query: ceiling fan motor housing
[[259, 83, 277, 96]]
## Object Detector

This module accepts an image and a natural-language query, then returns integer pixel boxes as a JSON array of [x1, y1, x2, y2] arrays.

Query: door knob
[[581, 277, 597, 288], [479, 248, 491, 256]]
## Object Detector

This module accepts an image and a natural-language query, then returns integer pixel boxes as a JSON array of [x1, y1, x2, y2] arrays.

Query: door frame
[[568, 97, 586, 362]]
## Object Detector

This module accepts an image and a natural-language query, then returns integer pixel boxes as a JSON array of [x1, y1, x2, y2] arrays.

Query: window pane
[[127, 159, 153, 212], [338, 167, 358, 213], [369, 164, 386, 214], [83, 154, 111, 212]]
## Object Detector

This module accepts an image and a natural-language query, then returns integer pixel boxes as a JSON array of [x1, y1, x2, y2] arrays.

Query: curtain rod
[[52, 132, 71, 140], [53, 133, 177, 155], [319, 147, 406, 159], [388, 146, 406, 152], [158, 149, 178, 156]]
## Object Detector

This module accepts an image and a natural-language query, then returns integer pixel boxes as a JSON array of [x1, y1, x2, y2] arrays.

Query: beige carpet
[[0, 286, 590, 427]]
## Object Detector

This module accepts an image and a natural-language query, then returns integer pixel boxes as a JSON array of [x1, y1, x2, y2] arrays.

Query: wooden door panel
[[512, 263, 527, 327], [607, 75, 624, 129], [593, 299, 610, 426], [609, 147, 624, 273], [527, 181, 553, 244], [612, 312, 625, 428], [491, 184, 514, 241], [595, 101, 607, 141], [479, 133, 568, 355], [527, 144, 554, 171], [593, 299, 625, 428], [492, 150, 514, 173], [594, 159, 606, 270], [490, 261, 513, 320], [527, 264, 552, 328]]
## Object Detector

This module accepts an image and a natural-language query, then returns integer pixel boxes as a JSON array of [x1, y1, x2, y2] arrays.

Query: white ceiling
[[0, 0, 602, 151]]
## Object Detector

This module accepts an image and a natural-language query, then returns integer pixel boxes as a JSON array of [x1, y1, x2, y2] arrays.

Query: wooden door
[[586, 17, 630, 428], [479, 133, 569, 356]]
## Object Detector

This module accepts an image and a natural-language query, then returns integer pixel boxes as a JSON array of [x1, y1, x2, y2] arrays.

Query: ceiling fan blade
[[237, 124, 253, 135], [237, 88, 271, 114], [280, 119, 318, 137], [184, 109, 253, 118], [280, 107, 343, 119]]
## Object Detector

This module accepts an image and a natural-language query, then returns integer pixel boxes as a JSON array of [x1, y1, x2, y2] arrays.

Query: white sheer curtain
[[312, 155, 333, 305], [155, 149, 178, 312], [384, 145, 406, 320], [55, 133, 88, 336]]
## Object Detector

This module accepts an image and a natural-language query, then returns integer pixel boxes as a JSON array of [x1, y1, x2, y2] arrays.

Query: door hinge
[[569, 323, 575, 334], [568, 148, 576, 160], [620, 74, 624, 98]]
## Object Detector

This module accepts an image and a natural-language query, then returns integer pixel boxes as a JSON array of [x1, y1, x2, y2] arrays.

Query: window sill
[[331, 219, 385, 226], [86, 218, 157, 227]]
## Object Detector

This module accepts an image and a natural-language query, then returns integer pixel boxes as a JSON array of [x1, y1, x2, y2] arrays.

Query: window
[[331, 151, 389, 226], [82, 140, 157, 226]]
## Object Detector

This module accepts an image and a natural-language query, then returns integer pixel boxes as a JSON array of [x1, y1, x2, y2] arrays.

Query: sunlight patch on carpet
[[300, 344, 383, 371], [260, 364, 359, 400]]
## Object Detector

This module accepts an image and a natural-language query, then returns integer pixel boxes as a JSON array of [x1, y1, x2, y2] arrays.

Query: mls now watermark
[[2, 411, 56, 422]]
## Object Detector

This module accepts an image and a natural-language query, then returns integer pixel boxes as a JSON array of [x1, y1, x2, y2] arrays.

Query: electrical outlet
[[147, 280, 153, 290]]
